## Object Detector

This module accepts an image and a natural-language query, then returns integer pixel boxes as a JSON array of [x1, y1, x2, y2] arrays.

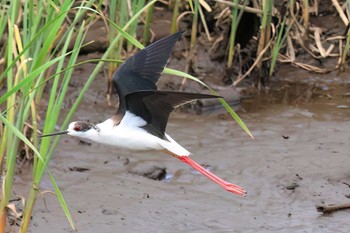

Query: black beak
[[39, 131, 69, 138]]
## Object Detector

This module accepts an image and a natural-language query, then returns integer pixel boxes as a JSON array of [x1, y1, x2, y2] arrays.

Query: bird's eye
[[73, 125, 81, 131]]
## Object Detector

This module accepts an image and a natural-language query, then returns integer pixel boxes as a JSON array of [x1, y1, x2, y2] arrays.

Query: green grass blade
[[48, 174, 75, 230]]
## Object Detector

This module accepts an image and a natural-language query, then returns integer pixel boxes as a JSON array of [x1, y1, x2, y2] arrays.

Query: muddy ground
[[9, 58, 349, 233]]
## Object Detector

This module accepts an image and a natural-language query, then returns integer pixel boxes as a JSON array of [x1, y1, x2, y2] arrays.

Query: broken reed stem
[[316, 203, 350, 214]]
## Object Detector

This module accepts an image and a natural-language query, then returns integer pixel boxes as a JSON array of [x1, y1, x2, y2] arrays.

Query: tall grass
[[227, 0, 247, 69], [256, 0, 273, 72], [0, 0, 101, 231]]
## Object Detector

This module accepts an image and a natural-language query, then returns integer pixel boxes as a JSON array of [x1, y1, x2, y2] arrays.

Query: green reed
[[256, 0, 273, 70], [269, 16, 290, 77], [0, 0, 102, 231], [227, 0, 247, 69], [171, 0, 181, 33]]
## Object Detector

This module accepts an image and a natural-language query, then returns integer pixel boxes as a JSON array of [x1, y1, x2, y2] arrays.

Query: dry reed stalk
[[331, 0, 349, 26]]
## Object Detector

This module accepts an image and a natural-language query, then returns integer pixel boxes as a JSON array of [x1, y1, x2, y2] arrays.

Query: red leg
[[178, 156, 246, 196]]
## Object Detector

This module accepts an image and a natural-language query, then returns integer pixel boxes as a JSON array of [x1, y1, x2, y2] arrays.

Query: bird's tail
[[160, 134, 192, 156]]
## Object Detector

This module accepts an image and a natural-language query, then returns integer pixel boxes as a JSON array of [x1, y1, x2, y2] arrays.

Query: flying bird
[[41, 32, 246, 196]]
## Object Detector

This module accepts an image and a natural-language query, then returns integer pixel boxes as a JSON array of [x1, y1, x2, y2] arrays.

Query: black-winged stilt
[[41, 32, 246, 196]]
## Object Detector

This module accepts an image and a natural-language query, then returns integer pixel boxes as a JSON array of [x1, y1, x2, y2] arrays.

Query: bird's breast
[[93, 124, 162, 151]]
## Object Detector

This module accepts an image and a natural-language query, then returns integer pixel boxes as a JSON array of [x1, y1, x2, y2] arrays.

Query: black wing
[[126, 91, 220, 139], [112, 32, 183, 121]]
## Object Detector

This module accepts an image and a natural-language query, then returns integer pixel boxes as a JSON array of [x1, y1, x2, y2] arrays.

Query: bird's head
[[40, 121, 100, 139]]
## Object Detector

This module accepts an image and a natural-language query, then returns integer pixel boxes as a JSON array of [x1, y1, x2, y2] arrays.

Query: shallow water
[[12, 64, 350, 233]]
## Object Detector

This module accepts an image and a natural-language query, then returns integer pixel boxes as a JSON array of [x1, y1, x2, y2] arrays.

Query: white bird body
[[67, 111, 191, 156]]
